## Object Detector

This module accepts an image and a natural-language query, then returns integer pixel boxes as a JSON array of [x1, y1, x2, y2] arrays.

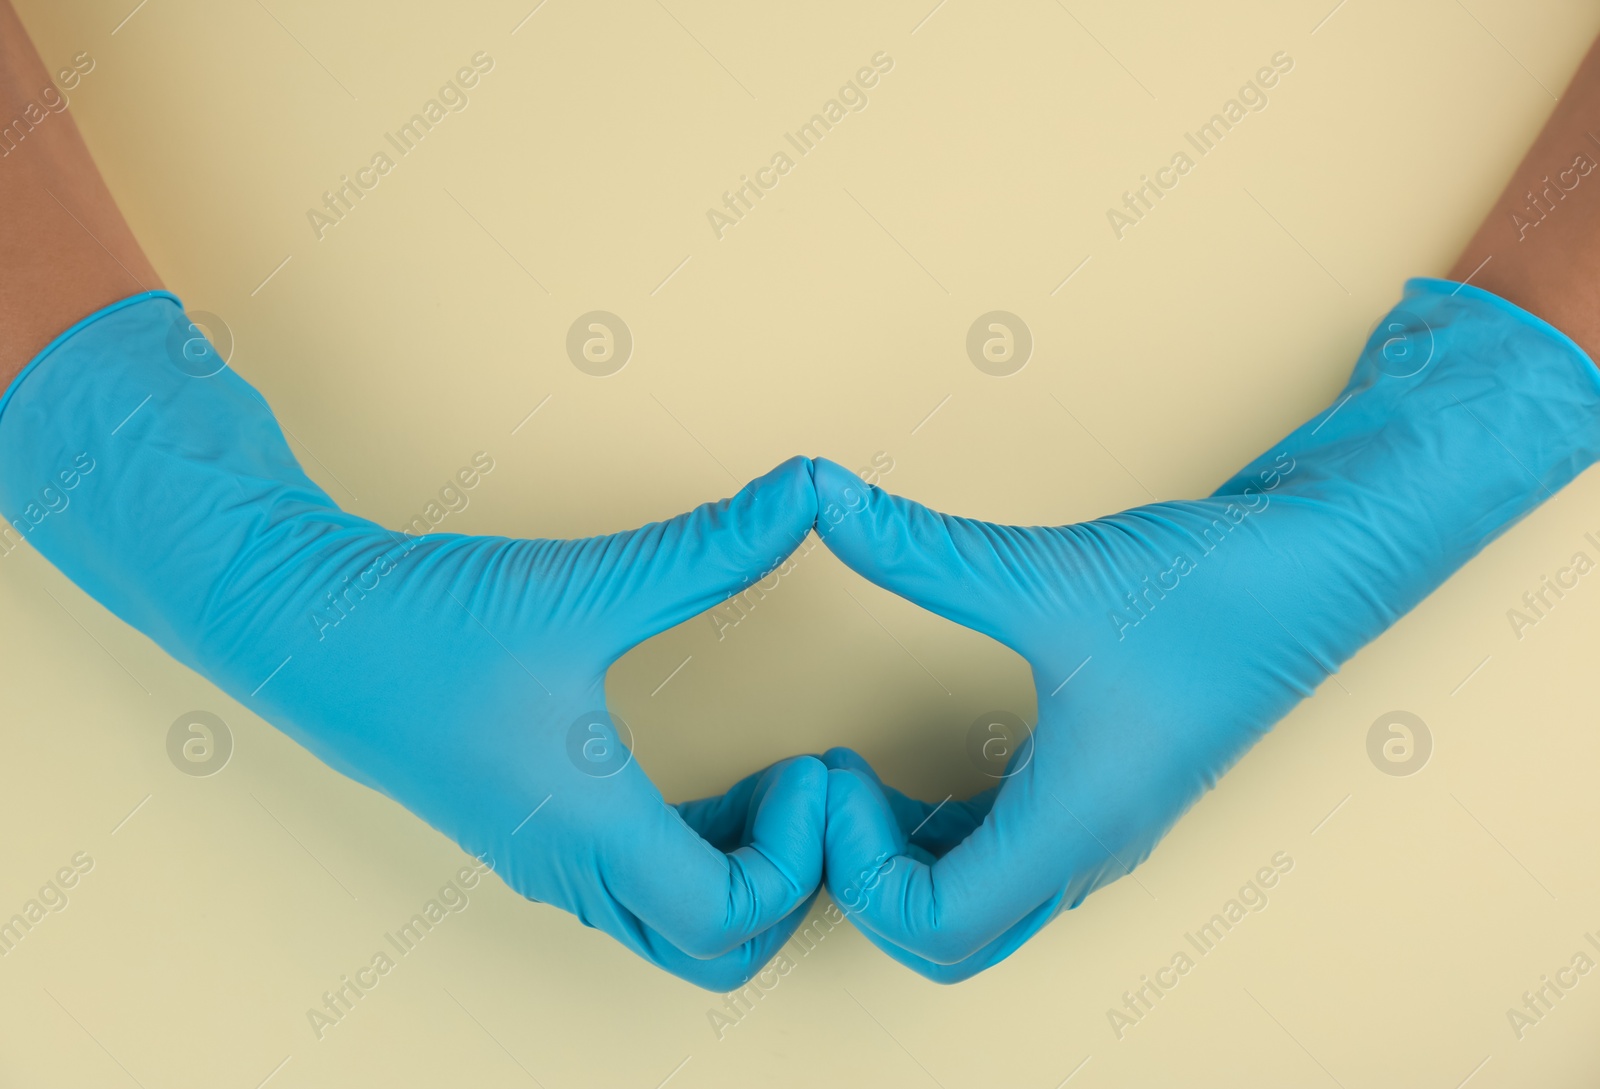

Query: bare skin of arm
[[0, 0, 160, 389], [1450, 34, 1600, 362]]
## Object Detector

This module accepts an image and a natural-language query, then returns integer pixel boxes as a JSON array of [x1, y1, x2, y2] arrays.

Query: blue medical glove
[[0, 291, 825, 990], [812, 278, 1600, 982]]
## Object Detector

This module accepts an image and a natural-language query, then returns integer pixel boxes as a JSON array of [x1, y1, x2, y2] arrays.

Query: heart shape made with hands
[[5, 283, 1599, 993]]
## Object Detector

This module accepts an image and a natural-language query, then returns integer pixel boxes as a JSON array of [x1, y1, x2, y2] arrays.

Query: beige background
[[3, 0, 1599, 1085]]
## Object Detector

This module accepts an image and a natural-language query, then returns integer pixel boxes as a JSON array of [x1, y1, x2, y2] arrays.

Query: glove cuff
[[1218, 276, 1600, 548], [0, 292, 363, 679]]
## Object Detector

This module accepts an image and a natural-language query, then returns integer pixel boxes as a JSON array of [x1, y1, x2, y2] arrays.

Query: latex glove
[[812, 278, 1600, 981], [0, 291, 825, 990]]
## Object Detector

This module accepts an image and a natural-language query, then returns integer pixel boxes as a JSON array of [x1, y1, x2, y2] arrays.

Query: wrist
[[0, 292, 344, 669]]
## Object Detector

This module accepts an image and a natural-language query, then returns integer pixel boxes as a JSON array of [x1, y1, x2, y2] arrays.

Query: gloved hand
[[0, 291, 825, 990], [812, 277, 1600, 981]]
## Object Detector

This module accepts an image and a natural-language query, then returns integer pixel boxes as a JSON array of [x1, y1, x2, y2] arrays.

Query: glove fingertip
[[820, 745, 877, 778], [824, 766, 903, 859], [739, 455, 818, 525], [811, 459, 876, 539], [749, 755, 827, 887]]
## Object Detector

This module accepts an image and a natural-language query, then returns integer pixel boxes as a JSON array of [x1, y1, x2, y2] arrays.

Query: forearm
[[0, 0, 161, 388], [0, 291, 412, 789], [1207, 280, 1600, 682], [1449, 33, 1600, 361]]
